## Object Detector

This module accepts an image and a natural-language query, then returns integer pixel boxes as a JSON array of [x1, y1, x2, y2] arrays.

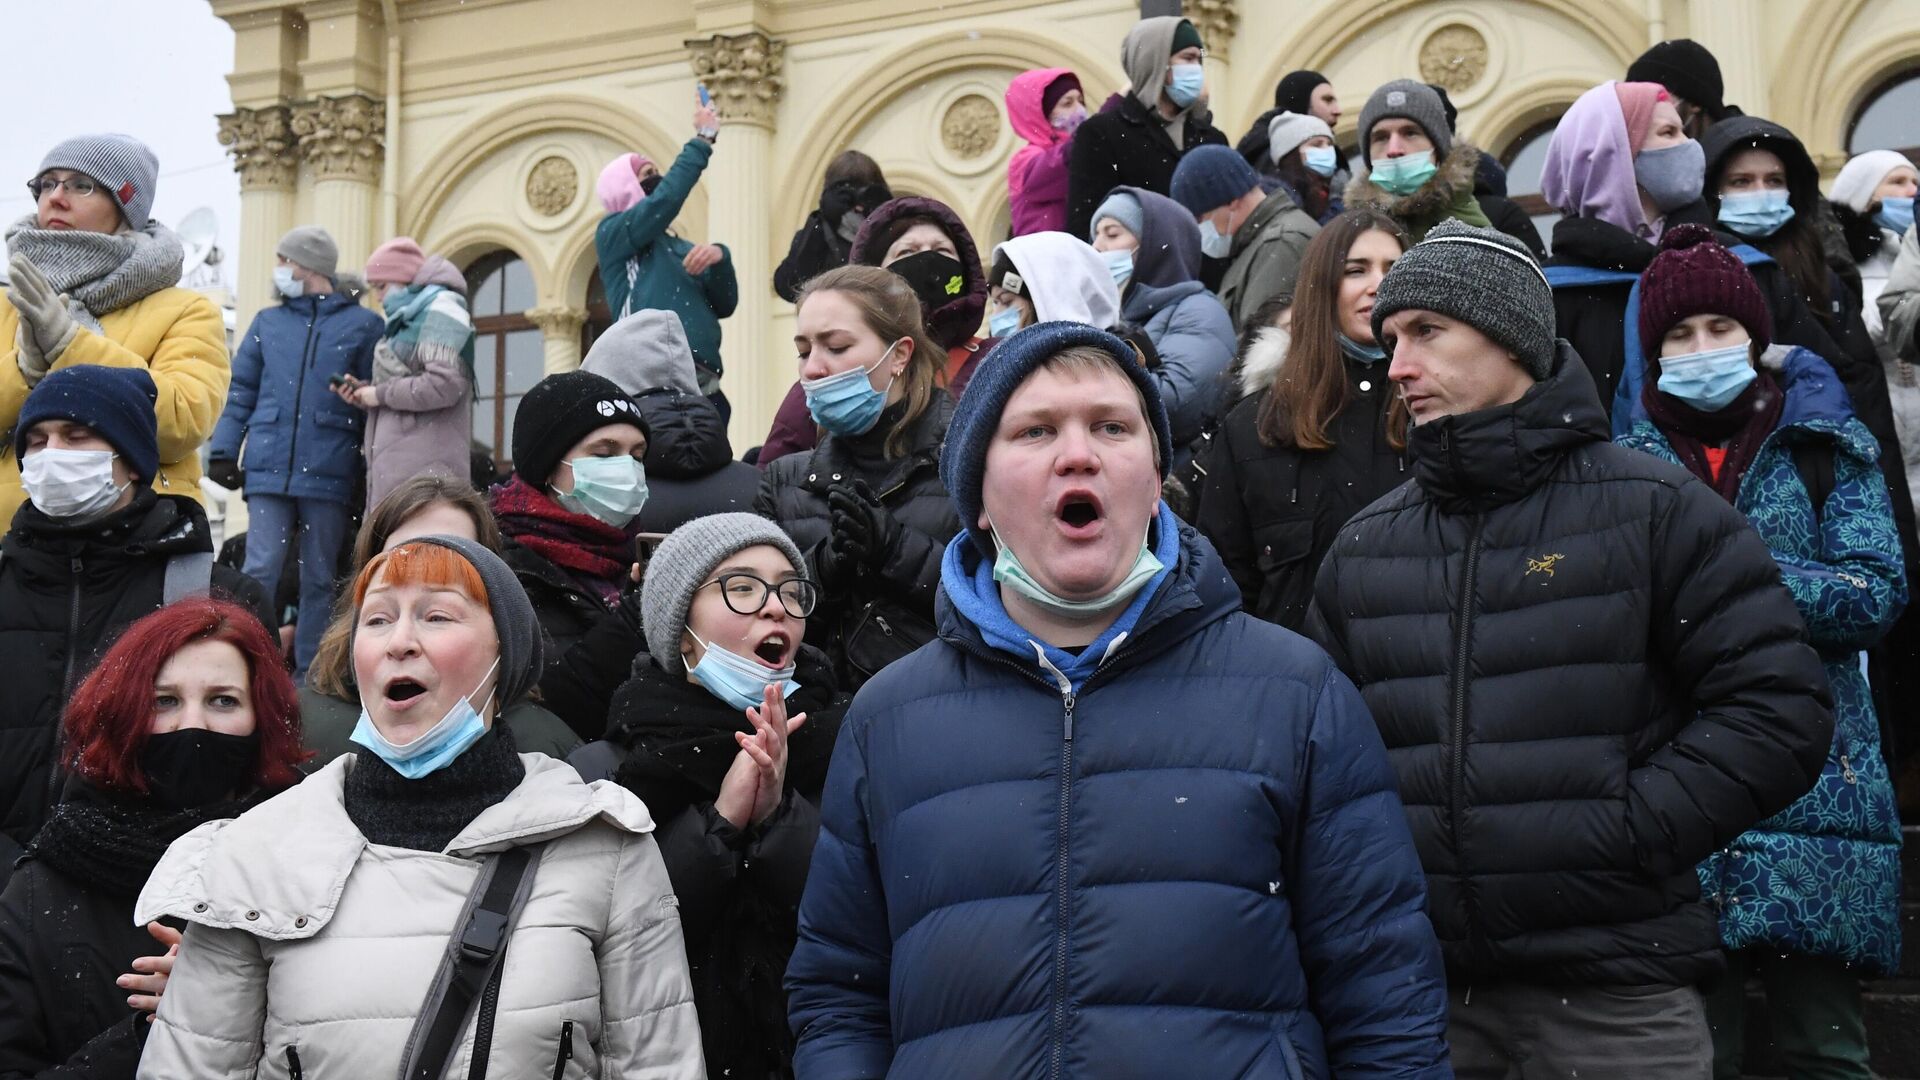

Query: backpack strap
[[1792, 440, 1837, 528], [163, 551, 216, 606]]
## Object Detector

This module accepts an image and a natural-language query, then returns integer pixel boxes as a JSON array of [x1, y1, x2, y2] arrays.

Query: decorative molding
[[290, 93, 386, 183], [1419, 24, 1490, 94], [524, 304, 587, 338], [939, 95, 1001, 159], [217, 105, 299, 191], [525, 156, 579, 217], [1181, 0, 1239, 60], [685, 32, 786, 129]]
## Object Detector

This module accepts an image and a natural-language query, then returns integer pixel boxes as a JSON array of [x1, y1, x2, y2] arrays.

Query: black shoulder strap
[[1792, 441, 1837, 527], [397, 844, 544, 1080]]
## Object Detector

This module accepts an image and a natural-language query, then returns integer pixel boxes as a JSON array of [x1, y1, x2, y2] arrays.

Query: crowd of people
[[0, 12, 1915, 1079]]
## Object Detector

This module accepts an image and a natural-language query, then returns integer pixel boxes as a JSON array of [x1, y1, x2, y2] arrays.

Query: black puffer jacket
[[633, 388, 760, 535], [755, 393, 957, 687], [1304, 343, 1833, 987], [1065, 92, 1227, 241], [1197, 355, 1408, 631], [0, 493, 268, 858], [503, 540, 643, 741]]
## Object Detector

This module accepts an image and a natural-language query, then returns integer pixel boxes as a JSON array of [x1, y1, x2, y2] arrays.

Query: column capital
[[218, 104, 300, 191], [685, 31, 786, 130], [525, 305, 588, 338], [1182, 0, 1239, 61], [290, 93, 385, 183]]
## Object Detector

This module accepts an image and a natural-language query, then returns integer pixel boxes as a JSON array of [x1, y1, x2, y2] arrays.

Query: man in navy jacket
[[786, 321, 1450, 1078]]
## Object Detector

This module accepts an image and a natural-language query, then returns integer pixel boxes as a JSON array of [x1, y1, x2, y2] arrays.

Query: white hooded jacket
[[994, 231, 1122, 329]]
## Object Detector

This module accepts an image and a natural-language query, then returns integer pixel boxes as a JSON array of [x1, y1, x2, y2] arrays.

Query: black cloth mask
[[140, 728, 260, 810], [886, 249, 969, 314]]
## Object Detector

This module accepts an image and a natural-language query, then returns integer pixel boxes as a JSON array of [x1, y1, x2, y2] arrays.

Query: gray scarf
[[4, 215, 185, 332]]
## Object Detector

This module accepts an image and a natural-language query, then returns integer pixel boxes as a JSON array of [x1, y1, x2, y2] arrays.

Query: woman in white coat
[[135, 534, 702, 1079]]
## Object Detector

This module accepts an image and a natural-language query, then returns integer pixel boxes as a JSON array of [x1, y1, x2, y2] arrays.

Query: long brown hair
[[796, 265, 944, 459], [307, 476, 502, 699], [1257, 209, 1413, 450]]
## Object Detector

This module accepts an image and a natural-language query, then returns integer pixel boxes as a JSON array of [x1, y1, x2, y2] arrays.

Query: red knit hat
[[1637, 224, 1772, 353]]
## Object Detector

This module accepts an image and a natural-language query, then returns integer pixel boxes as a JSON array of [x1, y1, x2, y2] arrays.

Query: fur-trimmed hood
[[1234, 324, 1292, 400], [1345, 142, 1484, 233]]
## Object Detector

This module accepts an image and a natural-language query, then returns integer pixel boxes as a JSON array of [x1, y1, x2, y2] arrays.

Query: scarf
[[1641, 371, 1784, 503], [489, 473, 632, 604], [27, 782, 252, 895], [344, 725, 526, 852], [4, 214, 185, 331], [377, 283, 477, 384]]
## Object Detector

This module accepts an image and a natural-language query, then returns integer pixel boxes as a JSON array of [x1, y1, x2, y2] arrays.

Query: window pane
[[502, 258, 536, 314], [470, 265, 504, 318], [1506, 126, 1557, 198], [505, 329, 545, 395], [1853, 75, 1920, 154], [501, 393, 527, 462], [473, 334, 499, 397], [473, 393, 497, 456]]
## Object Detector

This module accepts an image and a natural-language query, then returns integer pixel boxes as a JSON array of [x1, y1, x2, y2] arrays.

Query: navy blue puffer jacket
[[787, 513, 1450, 1079]]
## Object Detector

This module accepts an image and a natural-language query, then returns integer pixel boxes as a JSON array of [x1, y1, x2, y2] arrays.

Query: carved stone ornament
[[525, 156, 579, 217], [217, 105, 298, 191], [1419, 24, 1490, 94], [941, 95, 1001, 160], [686, 32, 787, 128], [1181, 0, 1239, 60], [290, 93, 386, 182], [524, 305, 587, 338]]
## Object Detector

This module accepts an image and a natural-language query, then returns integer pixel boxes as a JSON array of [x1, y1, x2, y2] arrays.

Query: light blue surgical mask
[[1876, 196, 1914, 236], [1338, 333, 1387, 363], [1370, 150, 1438, 196], [1100, 248, 1135, 289], [989, 518, 1163, 617], [686, 628, 799, 712], [1166, 63, 1205, 109], [1657, 341, 1756, 411], [1198, 217, 1233, 259], [988, 305, 1024, 340], [1302, 145, 1340, 178], [1717, 189, 1795, 237], [801, 340, 899, 436], [554, 454, 648, 528], [272, 265, 304, 299], [349, 659, 499, 780]]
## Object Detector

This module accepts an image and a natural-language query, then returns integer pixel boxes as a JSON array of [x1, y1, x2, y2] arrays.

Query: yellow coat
[[0, 286, 229, 522]]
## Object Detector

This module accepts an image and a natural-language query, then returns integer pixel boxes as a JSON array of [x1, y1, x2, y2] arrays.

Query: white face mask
[[272, 265, 304, 299], [21, 448, 125, 521]]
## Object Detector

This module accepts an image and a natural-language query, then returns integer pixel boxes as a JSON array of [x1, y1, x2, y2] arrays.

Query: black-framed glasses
[[27, 174, 99, 201], [700, 572, 817, 618]]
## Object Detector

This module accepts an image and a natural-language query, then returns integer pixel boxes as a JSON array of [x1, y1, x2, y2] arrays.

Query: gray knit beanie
[[582, 309, 702, 397], [1359, 80, 1454, 167], [1090, 190, 1145, 242], [1371, 219, 1556, 380], [642, 513, 808, 675], [38, 134, 159, 231], [276, 225, 340, 281], [378, 535, 546, 707]]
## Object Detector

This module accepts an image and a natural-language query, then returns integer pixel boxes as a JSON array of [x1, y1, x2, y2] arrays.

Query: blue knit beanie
[[940, 322, 1172, 556], [1170, 144, 1261, 217], [1090, 189, 1145, 241], [15, 366, 160, 483]]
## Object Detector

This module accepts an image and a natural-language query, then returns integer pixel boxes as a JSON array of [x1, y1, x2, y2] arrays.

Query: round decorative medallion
[[525, 155, 579, 217], [940, 95, 1001, 159], [1419, 25, 1490, 94]]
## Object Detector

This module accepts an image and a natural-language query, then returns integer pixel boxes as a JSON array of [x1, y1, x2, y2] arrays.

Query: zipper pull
[[1063, 692, 1076, 741], [1841, 753, 1857, 785]]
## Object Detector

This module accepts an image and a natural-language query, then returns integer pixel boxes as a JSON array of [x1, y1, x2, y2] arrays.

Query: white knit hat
[[1830, 150, 1916, 214], [1267, 111, 1335, 165]]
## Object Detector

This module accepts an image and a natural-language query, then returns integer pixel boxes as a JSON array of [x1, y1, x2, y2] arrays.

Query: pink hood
[[597, 152, 656, 214], [1007, 67, 1074, 148]]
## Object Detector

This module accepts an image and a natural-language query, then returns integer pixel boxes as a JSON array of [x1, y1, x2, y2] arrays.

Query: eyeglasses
[[27, 174, 99, 201], [699, 572, 818, 618]]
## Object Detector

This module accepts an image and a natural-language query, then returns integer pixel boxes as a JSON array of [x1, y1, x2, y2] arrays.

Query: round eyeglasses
[[699, 572, 818, 618], [27, 174, 100, 201]]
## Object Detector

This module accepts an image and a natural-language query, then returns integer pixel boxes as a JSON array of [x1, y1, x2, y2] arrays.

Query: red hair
[[353, 541, 490, 610], [64, 598, 308, 795]]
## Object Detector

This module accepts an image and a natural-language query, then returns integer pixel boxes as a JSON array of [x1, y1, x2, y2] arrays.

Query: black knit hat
[[1170, 18, 1203, 54], [988, 249, 1031, 301], [1041, 72, 1083, 118], [1274, 70, 1328, 112], [1627, 39, 1727, 119], [511, 370, 649, 488]]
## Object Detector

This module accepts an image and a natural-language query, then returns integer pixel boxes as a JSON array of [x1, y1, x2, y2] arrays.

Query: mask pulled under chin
[[988, 517, 1163, 617], [686, 628, 800, 712], [349, 659, 500, 780]]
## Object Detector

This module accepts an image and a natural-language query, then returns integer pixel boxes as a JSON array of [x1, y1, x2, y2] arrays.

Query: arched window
[[1850, 71, 1920, 158], [1501, 118, 1563, 252], [466, 250, 544, 471], [581, 268, 614, 355]]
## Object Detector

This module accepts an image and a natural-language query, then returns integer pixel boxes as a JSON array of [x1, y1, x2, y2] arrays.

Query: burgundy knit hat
[[1638, 224, 1773, 353]]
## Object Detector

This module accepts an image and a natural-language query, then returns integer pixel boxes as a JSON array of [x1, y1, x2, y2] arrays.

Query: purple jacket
[[1006, 68, 1077, 236]]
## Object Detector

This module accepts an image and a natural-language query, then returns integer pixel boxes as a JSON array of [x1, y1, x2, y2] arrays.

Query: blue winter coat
[[210, 292, 381, 504], [1619, 347, 1907, 974], [1111, 186, 1236, 453], [786, 508, 1451, 1079]]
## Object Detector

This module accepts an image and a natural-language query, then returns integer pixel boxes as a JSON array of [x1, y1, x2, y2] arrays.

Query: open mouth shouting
[[751, 631, 795, 669], [1055, 489, 1105, 539], [383, 676, 430, 709]]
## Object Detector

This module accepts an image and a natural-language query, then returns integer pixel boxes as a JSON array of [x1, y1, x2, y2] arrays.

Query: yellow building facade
[[208, 0, 1920, 461]]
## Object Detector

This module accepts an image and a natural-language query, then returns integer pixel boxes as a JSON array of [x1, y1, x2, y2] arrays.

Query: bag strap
[[163, 550, 216, 606], [1792, 440, 1837, 528], [397, 843, 545, 1080]]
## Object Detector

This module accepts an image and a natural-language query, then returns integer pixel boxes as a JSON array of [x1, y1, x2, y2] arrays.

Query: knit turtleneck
[[344, 725, 526, 852]]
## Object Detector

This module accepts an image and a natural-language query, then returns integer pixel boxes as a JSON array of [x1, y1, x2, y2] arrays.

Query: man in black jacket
[[0, 366, 269, 879], [1063, 15, 1226, 240], [1304, 220, 1832, 1077]]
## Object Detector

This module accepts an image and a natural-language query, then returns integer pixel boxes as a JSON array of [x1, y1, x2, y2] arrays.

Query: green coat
[[1218, 186, 1322, 332], [296, 687, 582, 773]]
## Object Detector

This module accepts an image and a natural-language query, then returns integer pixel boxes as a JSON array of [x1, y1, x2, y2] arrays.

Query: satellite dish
[[179, 208, 220, 277]]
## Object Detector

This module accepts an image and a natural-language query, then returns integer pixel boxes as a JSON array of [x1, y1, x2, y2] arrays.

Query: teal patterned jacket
[[1620, 346, 1908, 974]]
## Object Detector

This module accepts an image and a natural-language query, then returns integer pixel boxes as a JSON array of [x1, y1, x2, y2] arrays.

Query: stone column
[[217, 104, 300, 335], [290, 93, 385, 281], [687, 31, 785, 448], [526, 306, 588, 375], [1184, 0, 1239, 80], [1686, 0, 1768, 118]]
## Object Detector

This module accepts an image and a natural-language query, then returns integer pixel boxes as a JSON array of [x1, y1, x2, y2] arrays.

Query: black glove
[[814, 531, 858, 593], [207, 457, 244, 490], [820, 181, 861, 222], [828, 480, 902, 568], [857, 183, 893, 214]]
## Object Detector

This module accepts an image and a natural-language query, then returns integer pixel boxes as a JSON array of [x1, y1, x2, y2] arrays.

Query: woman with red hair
[[0, 597, 304, 1078]]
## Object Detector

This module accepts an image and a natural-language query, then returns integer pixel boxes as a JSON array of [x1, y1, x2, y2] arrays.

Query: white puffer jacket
[[133, 753, 703, 1079]]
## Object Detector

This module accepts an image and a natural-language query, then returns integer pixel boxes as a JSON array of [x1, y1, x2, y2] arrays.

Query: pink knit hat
[[364, 237, 425, 286], [598, 153, 655, 214], [1614, 81, 1669, 157]]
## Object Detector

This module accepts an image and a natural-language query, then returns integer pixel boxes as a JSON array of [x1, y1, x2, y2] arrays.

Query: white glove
[[7, 254, 78, 381]]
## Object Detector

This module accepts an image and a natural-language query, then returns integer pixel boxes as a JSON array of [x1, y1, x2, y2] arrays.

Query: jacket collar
[[1231, 186, 1304, 254], [802, 391, 953, 496], [1345, 142, 1483, 227], [1408, 340, 1609, 513], [1548, 215, 1658, 272]]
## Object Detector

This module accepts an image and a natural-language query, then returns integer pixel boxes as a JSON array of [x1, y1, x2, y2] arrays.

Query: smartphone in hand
[[697, 84, 713, 109]]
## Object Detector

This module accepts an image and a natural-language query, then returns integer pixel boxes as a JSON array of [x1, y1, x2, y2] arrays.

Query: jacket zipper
[[1048, 685, 1076, 1080], [285, 1046, 304, 1080], [1449, 515, 1485, 971], [551, 1020, 574, 1079], [283, 310, 322, 478]]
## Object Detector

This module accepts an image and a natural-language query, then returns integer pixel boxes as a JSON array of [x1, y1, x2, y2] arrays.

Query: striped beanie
[[39, 135, 159, 231]]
